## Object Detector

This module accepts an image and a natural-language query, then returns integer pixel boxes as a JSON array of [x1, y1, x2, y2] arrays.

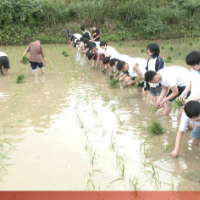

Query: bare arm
[[179, 81, 192, 100], [170, 130, 184, 157], [23, 44, 30, 56], [156, 85, 168, 107], [133, 64, 143, 77]]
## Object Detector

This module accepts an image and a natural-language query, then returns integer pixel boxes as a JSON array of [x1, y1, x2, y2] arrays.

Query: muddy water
[[0, 39, 200, 190]]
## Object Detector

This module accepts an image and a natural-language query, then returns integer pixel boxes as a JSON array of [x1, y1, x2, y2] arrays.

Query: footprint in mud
[[34, 129, 45, 133]]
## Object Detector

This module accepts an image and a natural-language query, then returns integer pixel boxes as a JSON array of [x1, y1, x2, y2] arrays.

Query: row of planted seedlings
[[69, 56, 162, 190]]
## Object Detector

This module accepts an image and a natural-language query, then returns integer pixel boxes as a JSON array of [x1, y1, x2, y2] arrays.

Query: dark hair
[[76, 40, 80, 43], [89, 45, 96, 51], [147, 43, 160, 55], [144, 71, 157, 82], [117, 61, 126, 71], [185, 101, 200, 118], [186, 51, 200, 66], [88, 52, 94, 60], [80, 26, 85, 31], [83, 38, 89, 44], [110, 58, 119, 67], [35, 39, 40, 42], [80, 37, 85, 41], [90, 24, 95, 28], [103, 57, 110, 65], [100, 41, 107, 47]]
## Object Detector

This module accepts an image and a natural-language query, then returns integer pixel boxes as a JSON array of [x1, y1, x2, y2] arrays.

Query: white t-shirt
[[104, 46, 119, 58], [73, 33, 82, 39], [127, 57, 147, 77], [188, 70, 200, 100], [0, 52, 7, 57], [86, 30, 91, 38], [179, 112, 200, 131], [159, 66, 190, 88], [95, 43, 104, 54]]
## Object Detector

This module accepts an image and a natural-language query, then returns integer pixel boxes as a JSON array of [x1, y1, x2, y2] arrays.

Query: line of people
[[70, 27, 200, 157]]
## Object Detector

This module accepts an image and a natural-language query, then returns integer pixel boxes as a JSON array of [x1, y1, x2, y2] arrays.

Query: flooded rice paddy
[[0, 38, 200, 190]]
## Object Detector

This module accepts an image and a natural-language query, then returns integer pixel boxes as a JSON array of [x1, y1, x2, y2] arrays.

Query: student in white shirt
[[170, 101, 200, 157], [145, 66, 190, 115], [117, 58, 149, 96], [99, 41, 119, 72], [0, 51, 10, 75]]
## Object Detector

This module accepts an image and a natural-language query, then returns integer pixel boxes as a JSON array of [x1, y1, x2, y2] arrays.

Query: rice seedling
[[182, 38, 185, 42], [182, 170, 196, 181], [178, 51, 182, 56], [129, 176, 144, 194], [161, 46, 165, 49], [115, 113, 125, 126], [110, 134, 116, 151], [111, 104, 116, 112], [146, 164, 161, 189], [192, 36, 195, 40], [189, 41, 193, 46], [85, 169, 102, 190], [102, 68, 107, 74], [89, 151, 96, 166], [132, 43, 135, 47], [118, 42, 123, 46], [16, 74, 25, 83], [166, 55, 172, 60], [92, 106, 98, 116], [120, 162, 126, 178], [160, 144, 174, 152], [146, 120, 166, 135], [172, 98, 183, 114], [141, 49, 145, 53], [1, 70, 5, 75], [101, 127, 107, 137], [169, 46, 174, 51], [109, 79, 119, 87], [149, 105, 159, 116], [166, 40, 171, 44], [20, 56, 29, 64]]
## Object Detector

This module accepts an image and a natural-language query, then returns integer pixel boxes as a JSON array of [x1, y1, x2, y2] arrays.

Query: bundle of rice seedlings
[[109, 79, 119, 87], [132, 43, 135, 47], [21, 56, 29, 64], [141, 49, 145, 53], [149, 106, 159, 116], [146, 120, 165, 135], [1, 70, 5, 75], [102, 68, 107, 74], [178, 51, 182, 56], [16, 74, 25, 83], [172, 98, 183, 114], [62, 51, 69, 57]]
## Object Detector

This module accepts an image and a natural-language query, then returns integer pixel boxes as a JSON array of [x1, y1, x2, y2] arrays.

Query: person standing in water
[[23, 39, 47, 77], [0, 51, 10, 76]]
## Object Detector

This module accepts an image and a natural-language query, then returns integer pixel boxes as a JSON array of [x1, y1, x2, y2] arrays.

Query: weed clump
[[62, 50, 69, 57], [21, 56, 29, 64], [109, 79, 119, 87], [16, 74, 25, 83], [172, 98, 183, 114]]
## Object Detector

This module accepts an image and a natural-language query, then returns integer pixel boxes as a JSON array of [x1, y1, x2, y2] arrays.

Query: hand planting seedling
[[16, 74, 25, 83], [172, 98, 183, 114], [21, 56, 29, 64]]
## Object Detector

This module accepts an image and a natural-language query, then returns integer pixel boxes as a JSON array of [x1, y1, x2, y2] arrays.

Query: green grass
[[172, 98, 183, 114], [20, 56, 29, 64], [16, 74, 25, 83], [109, 79, 119, 87], [146, 120, 165, 135]]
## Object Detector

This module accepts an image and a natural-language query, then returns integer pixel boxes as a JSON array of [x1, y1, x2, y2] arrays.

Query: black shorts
[[30, 62, 44, 71], [0, 56, 10, 70], [166, 86, 191, 102]]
